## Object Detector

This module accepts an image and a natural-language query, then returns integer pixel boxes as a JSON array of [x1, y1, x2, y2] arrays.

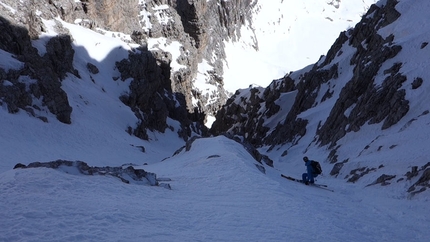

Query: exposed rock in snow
[[13, 159, 164, 187], [0, 16, 73, 123]]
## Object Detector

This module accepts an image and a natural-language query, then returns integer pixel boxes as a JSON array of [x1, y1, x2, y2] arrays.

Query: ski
[[281, 174, 333, 192], [309, 184, 334, 192], [281, 174, 301, 182], [311, 183, 328, 188], [281, 174, 327, 186]]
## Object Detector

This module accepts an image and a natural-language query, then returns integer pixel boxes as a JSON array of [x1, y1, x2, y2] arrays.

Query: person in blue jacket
[[302, 156, 317, 185]]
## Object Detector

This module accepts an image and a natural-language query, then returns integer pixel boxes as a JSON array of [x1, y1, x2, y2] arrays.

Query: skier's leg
[[302, 173, 308, 184], [308, 172, 315, 184]]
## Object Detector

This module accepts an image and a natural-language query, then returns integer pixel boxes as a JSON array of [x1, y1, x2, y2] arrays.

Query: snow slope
[[1, 136, 429, 241], [222, 0, 378, 92]]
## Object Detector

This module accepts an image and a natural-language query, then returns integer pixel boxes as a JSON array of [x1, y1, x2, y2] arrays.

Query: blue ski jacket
[[302, 160, 318, 183], [305, 160, 315, 175]]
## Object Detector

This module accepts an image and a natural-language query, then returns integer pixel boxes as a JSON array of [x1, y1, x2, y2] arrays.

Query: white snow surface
[[1, 135, 429, 241], [222, 0, 379, 92], [1, 0, 430, 241], [0, 49, 23, 71]]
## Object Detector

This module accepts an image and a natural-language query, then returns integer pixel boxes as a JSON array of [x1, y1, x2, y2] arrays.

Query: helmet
[[303, 156, 309, 161]]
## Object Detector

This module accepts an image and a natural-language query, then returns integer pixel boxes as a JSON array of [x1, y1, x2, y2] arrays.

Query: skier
[[302, 156, 318, 185]]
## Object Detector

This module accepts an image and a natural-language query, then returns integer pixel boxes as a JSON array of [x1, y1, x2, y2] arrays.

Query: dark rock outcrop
[[14, 160, 163, 187], [265, 64, 339, 147], [116, 48, 207, 140], [211, 76, 296, 146], [407, 162, 430, 195], [0, 16, 73, 123], [346, 167, 377, 183], [366, 174, 396, 186]]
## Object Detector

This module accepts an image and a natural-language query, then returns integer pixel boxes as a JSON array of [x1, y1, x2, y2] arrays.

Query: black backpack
[[311, 161, 322, 175]]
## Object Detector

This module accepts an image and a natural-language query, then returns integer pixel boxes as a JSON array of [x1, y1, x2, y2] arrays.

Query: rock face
[[0, 0, 257, 139], [211, 77, 296, 146], [83, 0, 141, 33], [140, 0, 256, 117]]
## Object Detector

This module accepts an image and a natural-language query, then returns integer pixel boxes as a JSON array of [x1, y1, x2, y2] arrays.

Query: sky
[[0, 0, 430, 241]]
